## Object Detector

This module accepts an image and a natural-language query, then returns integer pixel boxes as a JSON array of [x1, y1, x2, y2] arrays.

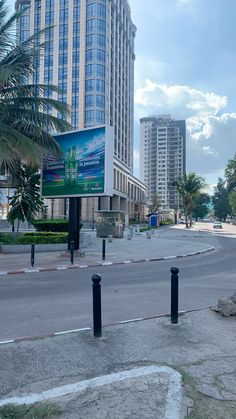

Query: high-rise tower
[[16, 0, 135, 172], [15, 0, 146, 222], [140, 115, 186, 210]]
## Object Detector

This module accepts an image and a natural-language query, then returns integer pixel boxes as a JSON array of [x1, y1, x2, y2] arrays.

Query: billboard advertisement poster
[[41, 126, 113, 198]]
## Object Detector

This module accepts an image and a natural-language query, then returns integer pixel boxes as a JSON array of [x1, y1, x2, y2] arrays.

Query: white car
[[213, 221, 223, 229]]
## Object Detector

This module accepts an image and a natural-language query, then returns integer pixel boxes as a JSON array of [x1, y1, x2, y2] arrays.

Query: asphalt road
[[0, 236, 235, 341]]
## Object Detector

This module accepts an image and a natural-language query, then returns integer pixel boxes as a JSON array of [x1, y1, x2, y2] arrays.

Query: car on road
[[213, 221, 223, 229]]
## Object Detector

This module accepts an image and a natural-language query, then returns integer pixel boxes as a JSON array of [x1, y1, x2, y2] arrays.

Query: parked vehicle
[[213, 221, 223, 229]]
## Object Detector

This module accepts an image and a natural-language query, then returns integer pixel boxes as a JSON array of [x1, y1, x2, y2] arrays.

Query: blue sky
[[8, 0, 236, 187], [129, 0, 236, 187]]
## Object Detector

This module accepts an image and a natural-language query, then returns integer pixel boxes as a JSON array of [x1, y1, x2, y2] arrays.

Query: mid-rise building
[[140, 115, 186, 210], [14, 0, 146, 223]]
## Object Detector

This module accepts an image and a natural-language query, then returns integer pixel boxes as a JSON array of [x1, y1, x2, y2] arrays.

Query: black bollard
[[70, 240, 74, 265], [92, 274, 102, 337], [31, 244, 35, 267], [102, 239, 106, 261], [171, 267, 179, 324]]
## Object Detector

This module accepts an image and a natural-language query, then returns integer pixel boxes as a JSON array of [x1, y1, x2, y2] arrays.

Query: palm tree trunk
[[16, 219, 20, 235], [184, 207, 189, 228], [190, 212, 192, 227]]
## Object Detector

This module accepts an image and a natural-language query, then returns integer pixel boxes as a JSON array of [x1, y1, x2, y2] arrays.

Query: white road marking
[[0, 365, 182, 419], [54, 327, 91, 336], [164, 256, 176, 260], [24, 269, 40, 273], [0, 340, 14, 345], [119, 318, 143, 324]]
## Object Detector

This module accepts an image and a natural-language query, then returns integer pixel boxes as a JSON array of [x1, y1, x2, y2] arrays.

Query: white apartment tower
[[15, 0, 146, 222], [140, 115, 186, 210]]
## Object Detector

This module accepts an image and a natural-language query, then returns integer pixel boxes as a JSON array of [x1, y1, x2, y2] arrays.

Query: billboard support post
[[68, 197, 81, 251]]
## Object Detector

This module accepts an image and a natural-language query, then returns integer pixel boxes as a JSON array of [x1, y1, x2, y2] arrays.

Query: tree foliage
[[7, 165, 43, 231], [173, 172, 206, 227], [0, 0, 71, 173], [192, 193, 211, 220], [225, 153, 236, 192], [148, 194, 162, 214], [229, 190, 236, 216], [212, 178, 231, 221]]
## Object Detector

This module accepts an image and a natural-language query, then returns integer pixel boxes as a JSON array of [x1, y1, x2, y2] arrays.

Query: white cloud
[[135, 80, 227, 117], [134, 80, 236, 180]]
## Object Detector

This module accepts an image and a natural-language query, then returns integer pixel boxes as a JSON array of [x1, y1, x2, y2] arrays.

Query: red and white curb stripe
[[0, 307, 209, 347], [0, 246, 215, 277]]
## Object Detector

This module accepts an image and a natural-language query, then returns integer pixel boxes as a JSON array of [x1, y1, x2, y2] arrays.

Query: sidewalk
[[0, 227, 217, 275], [0, 308, 235, 418]]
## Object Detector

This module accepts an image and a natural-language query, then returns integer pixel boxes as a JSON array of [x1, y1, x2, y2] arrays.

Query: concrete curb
[[0, 246, 215, 277], [0, 306, 210, 347]]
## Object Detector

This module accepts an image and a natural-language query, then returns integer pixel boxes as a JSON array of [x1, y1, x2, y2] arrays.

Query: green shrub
[[23, 232, 64, 237], [160, 219, 173, 226], [33, 219, 69, 232], [139, 227, 151, 232], [139, 226, 159, 232], [0, 233, 16, 244], [33, 219, 83, 232], [16, 233, 68, 244]]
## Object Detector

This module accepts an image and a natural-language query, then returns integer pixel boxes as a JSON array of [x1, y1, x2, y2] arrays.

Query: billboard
[[41, 126, 113, 198]]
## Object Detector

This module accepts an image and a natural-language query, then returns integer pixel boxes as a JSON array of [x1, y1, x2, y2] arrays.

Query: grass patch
[[0, 402, 62, 419]]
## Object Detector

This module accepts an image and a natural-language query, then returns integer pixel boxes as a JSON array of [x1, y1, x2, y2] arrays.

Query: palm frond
[[0, 0, 72, 172]]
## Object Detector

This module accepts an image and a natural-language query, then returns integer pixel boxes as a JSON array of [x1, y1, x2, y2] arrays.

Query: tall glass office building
[[16, 0, 135, 171], [15, 0, 146, 222]]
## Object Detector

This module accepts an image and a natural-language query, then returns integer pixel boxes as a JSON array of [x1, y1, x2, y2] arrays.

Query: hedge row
[[33, 219, 83, 232], [33, 219, 69, 232], [0, 232, 68, 245], [0, 233, 14, 244], [160, 220, 173, 226]]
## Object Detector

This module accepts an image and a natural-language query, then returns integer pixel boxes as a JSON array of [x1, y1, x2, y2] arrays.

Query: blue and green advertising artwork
[[41, 126, 113, 198]]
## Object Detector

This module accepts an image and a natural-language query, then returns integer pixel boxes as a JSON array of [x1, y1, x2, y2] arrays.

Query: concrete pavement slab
[[0, 309, 236, 417], [0, 366, 182, 419]]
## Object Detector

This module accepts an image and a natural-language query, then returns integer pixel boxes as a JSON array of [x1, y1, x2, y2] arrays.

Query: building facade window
[[85, 94, 94, 107], [96, 110, 105, 124], [86, 64, 94, 76], [85, 79, 94, 92], [85, 110, 94, 125], [86, 3, 96, 18], [96, 79, 105, 92], [96, 95, 105, 107]]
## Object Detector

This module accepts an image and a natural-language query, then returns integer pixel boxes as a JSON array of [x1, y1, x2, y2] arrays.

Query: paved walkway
[[0, 226, 217, 275], [0, 223, 235, 417], [0, 308, 236, 418]]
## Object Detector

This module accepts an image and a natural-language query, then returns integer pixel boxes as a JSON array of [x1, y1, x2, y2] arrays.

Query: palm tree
[[173, 172, 206, 228], [0, 0, 71, 173], [7, 165, 43, 232]]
